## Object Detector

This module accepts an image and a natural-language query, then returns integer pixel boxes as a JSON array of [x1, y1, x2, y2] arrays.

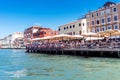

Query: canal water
[[0, 49, 120, 80]]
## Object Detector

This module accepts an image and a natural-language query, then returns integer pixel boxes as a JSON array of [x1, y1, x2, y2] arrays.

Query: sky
[[0, 0, 119, 38]]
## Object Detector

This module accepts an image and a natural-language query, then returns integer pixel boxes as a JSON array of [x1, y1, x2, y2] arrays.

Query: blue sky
[[0, 0, 119, 38]]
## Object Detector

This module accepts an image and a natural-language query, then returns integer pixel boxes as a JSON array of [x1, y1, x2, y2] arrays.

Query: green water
[[0, 49, 120, 80]]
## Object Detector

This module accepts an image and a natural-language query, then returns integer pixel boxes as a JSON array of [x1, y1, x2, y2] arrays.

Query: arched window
[[97, 20, 99, 24]]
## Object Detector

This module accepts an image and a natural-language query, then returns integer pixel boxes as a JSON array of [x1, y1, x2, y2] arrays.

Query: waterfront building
[[0, 32, 24, 48], [0, 38, 6, 48], [33, 28, 58, 38], [58, 18, 87, 35], [24, 26, 40, 45], [24, 26, 58, 45], [85, 1, 120, 33], [11, 32, 24, 48], [14, 37, 25, 48], [6, 34, 12, 48]]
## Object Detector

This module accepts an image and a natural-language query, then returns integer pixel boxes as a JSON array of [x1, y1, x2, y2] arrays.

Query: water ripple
[[0, 49, 120, 80]]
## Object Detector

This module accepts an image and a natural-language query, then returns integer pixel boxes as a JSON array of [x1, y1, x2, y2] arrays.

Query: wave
[[5, 69, 27, 78]]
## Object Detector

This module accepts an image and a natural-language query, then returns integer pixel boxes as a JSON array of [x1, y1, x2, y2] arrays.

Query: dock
[[26, 48, 120, 58]]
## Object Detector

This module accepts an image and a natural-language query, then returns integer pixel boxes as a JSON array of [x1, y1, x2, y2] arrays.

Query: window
[[102, 19, 105, 23], [79, 31, 82, 35], [114, 24, 119, 30], [96, 20, 99, 24], [73, 25, 75, 28], [102, 26, 106, 31], [79, 23, 81, 26], [96, 13, 99, 16], [107, 17, 111, 22], [102, 28, 105, 31], [108, 26, 111, 29], [58, 28, 60, 31], [70, 26, 72, 28], [96, 27, 100, 32], [64, 27, 66, 30], [92, 14, 94, 18], [92, 21, 94, 25], [97, 29, 99, 32], [66, 26, 68, 29], [44, 32, 46, 34], [115, 25, 118, 29], [83, 23, 84, 26], [73, 32, 75, 35], [114, 16, 118, 21], [68, 32, 72, 35], [113, 8, 117, 12]]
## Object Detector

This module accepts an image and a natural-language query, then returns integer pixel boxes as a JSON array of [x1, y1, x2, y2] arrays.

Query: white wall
[[58, 19, 87, 35]]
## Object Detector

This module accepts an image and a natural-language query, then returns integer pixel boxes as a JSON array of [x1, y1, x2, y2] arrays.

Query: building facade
[[24, 26, 58, 45], [85, 1, 120, 33], [14, 37, 25, 48], [24, 26, 40, 45], [33, 28, 58, 38], [0, 32, 24, 48], [0, 38, 6, 48], [58, 19, 87, 35]]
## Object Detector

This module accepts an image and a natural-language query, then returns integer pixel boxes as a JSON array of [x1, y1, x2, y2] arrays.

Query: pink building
[[85, 1, 120, 33]]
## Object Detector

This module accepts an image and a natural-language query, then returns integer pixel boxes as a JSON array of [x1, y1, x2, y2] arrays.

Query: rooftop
[[103, 1, 116, 8]]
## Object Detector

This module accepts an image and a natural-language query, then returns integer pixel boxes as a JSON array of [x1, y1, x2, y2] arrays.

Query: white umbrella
[[81, 32, 98, 37], [32, 36, 52, 41], [40, 36, 52, 40], [51, 34, 72, 40], [32, 38, 41, 41], [85, 37, 104, 41], [71, 35, 83, 39], [81, 32, 98, 43]]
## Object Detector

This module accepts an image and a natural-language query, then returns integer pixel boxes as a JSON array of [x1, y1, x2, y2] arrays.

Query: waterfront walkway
[[26, 39, 120, 58], [26, 47, 120, 58]]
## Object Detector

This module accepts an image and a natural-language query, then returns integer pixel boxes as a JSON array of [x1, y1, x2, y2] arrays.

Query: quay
[[26, 48, 120, 58], [0, 47, 26, 49]]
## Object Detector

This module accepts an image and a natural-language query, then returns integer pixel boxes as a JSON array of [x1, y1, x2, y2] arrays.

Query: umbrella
[[81, 32, 98, 37], [32, 36, 52, 41], [81, 32, 98, 43], [51, 34, 72, 41], [71, 35, 83, 39], [32, 38, 41, 41], [111, 30, 120, 36], [111, 30, 120, 41], [85, 37, 104, 41], [97, 29, 119, 37], [39, 36, 52, 40]]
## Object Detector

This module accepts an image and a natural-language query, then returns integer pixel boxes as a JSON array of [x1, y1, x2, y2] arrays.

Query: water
[[0, 49, 120, 80]]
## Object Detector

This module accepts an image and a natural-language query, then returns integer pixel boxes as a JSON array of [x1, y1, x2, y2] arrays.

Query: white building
[[58, 19, 87, 35], [0, 38, 6, 48], [0, 32, 24, 48], [11, 32, 23, 44]]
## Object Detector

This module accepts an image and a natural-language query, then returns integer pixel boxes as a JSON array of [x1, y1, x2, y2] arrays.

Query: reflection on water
[[5, 69, 27, 78], [0, 49, 120, 80]]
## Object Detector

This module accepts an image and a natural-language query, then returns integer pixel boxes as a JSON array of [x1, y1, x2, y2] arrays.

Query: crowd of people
[[26, 37, 120, 50]]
